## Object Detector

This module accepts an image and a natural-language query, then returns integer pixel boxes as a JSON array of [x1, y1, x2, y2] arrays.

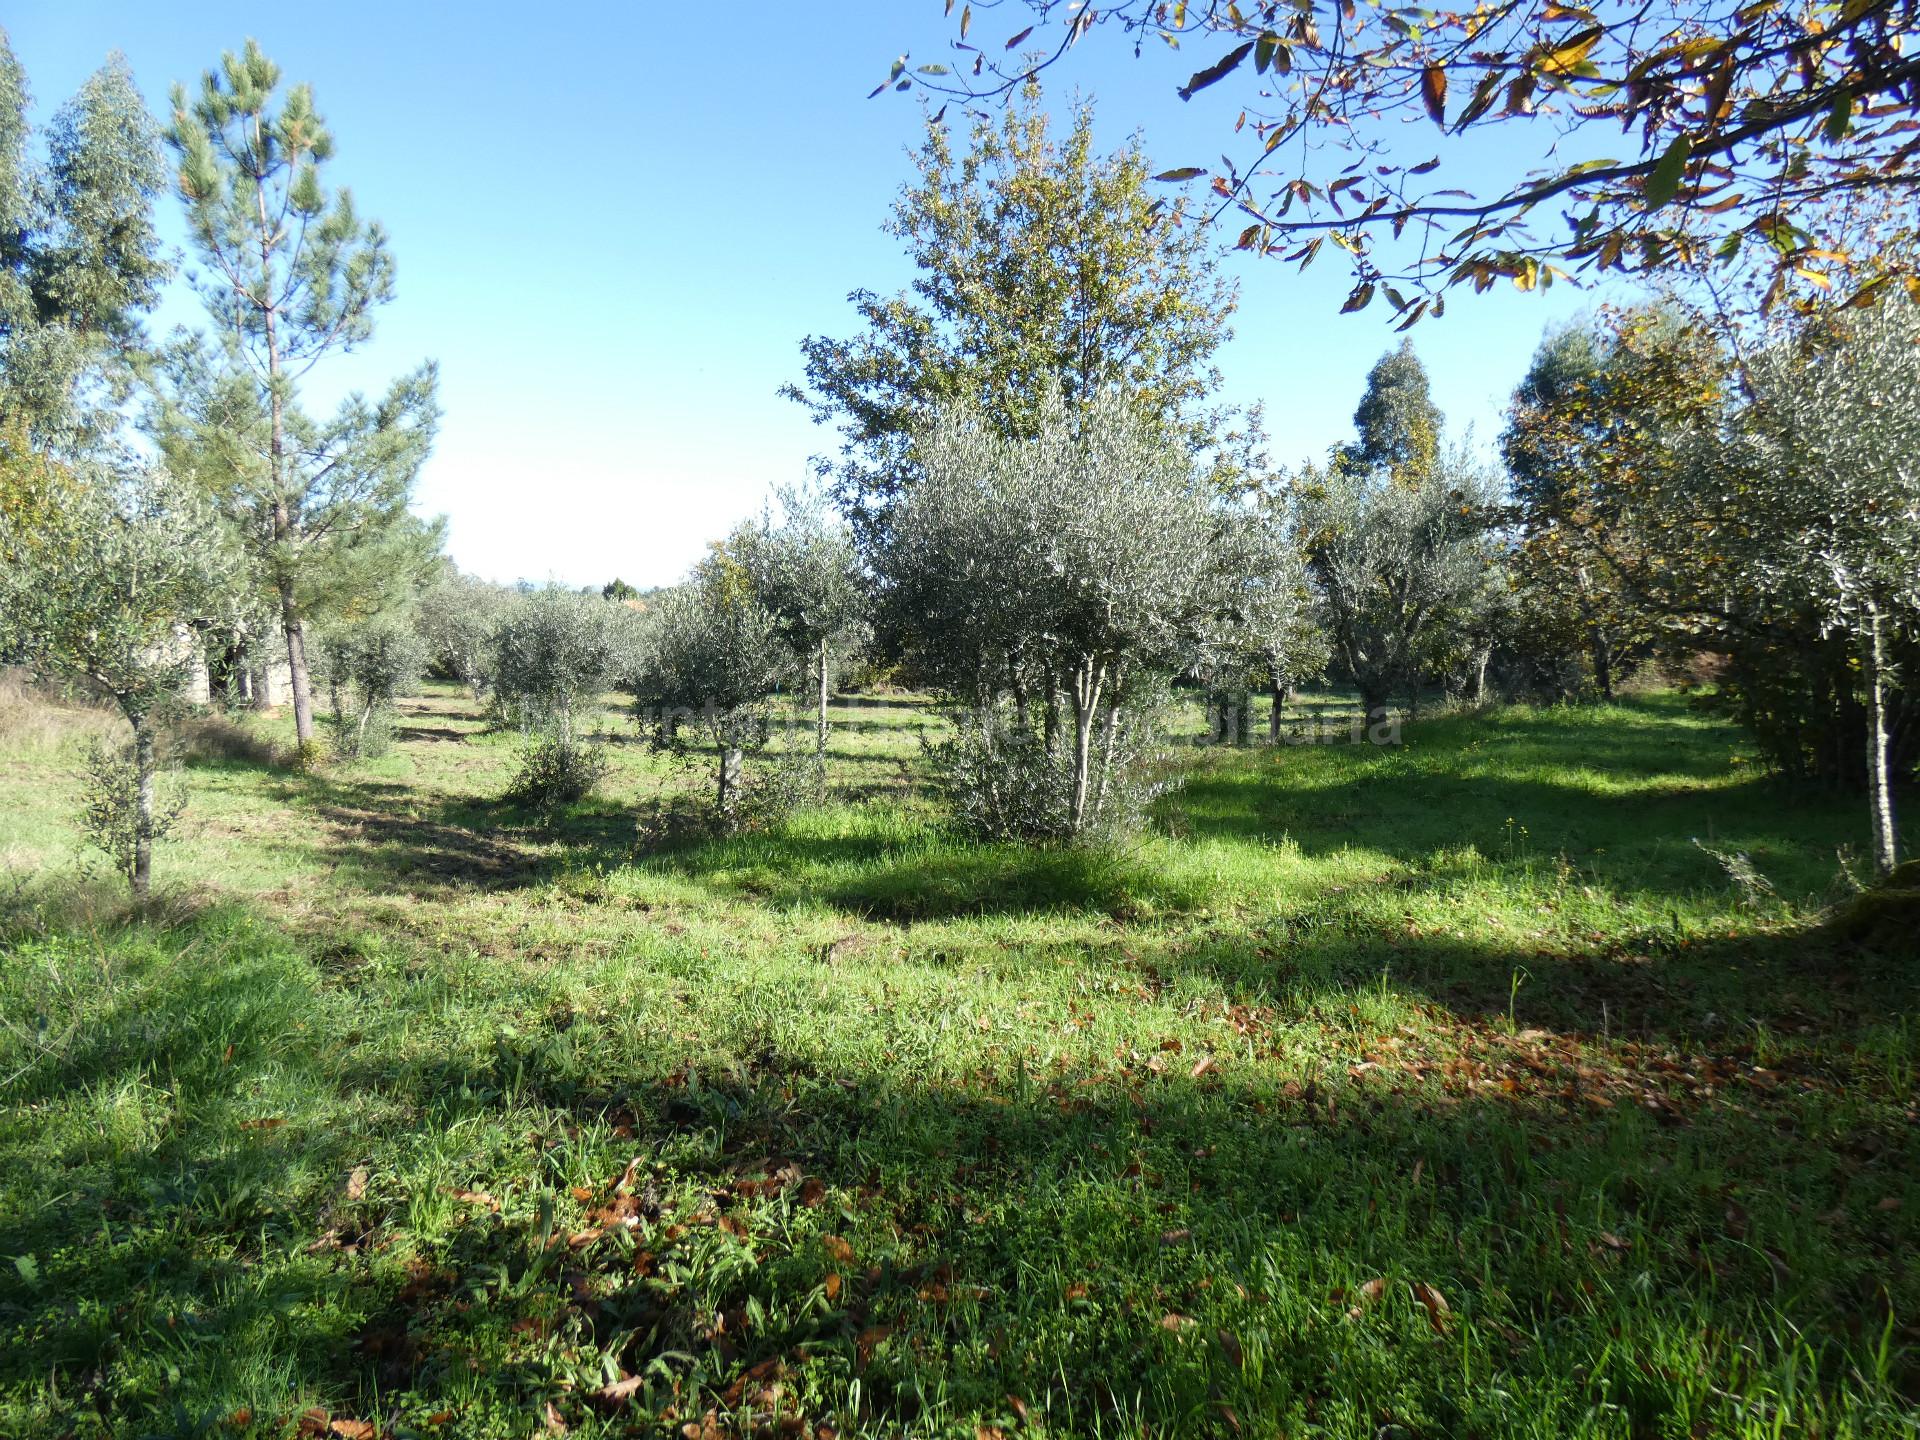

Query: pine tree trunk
[[1865, 606, 1899, 876], [258, 161, 317, 749], [131, 716, 155, 899], [281, 580, 316, 747], [1592, 628, 1614, 701]]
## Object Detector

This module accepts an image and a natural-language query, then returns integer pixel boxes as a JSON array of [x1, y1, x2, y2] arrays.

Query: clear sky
[[9, 1, 1613, 589]]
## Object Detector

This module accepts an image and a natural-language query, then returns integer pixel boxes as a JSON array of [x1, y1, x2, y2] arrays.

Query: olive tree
[[1693, 299, 1920, 875], [315, 613, 424, 761], [630, 565, 789, 820], [0, 463, 236, 895], [417, 568, 514, 699], [879, 390, 1216, 839], [1293, 453, 1502, 725], [732, 488, 866, 758], [490, 587, 626, 742], [1194, 507, 1328, 745]]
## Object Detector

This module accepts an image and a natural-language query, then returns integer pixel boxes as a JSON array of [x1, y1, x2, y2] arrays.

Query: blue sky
[[11, 1, 1611, 588]]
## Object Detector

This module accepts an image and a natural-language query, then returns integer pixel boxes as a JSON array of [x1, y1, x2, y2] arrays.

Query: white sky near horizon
[[9, 1, 1630, 589]]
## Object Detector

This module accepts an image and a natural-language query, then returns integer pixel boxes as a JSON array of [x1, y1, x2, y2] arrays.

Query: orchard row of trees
[[1, 35, 1914, 894]]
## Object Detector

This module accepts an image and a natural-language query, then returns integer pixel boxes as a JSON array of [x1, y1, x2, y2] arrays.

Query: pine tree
[[157, 40, 438, 749]]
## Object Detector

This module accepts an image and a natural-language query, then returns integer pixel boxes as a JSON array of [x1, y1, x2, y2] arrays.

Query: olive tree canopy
[[879, 389, 1218, 836]]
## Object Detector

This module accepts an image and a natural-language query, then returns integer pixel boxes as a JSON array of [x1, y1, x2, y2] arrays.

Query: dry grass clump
[[0, 668, 121, 755], [0, 667, 280, 766]]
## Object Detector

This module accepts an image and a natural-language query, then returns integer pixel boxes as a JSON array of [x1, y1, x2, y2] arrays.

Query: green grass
[[1, 684, 1915, 1438]]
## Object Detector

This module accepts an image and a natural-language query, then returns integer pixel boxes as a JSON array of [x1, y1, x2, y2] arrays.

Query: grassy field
[[1, 681, 1915, 1439]]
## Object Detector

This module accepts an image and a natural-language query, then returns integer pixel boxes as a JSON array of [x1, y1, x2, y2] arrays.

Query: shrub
[[504, 734, 610, 812], [78, 738, 185, 889], [929, 696, 1177, 844]]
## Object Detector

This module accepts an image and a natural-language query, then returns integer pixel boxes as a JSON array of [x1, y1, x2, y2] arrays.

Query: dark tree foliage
[[786, 85, 1235, 547], [0, 30, 167, 447]]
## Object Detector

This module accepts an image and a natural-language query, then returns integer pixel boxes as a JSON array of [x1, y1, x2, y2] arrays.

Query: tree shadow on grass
[[1154, 895, 1920, 1051], [1169, 747, 1872, 902], [631, 826, 1207, 922], [2, 898, 1914, 1438], [0, 914, 375, 1431], [348, 959, 1920, 1436], [257, 772, 644, 899]]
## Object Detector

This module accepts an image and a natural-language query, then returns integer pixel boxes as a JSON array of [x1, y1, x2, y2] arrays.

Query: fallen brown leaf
[[595, 1374, 643, 1405], [822, 1234, 855, 1264], [1411, 1280, 1450, 1334]]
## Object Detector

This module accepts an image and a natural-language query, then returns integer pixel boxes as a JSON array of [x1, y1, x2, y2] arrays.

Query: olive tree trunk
[[131, 715, 156, 899], [1864, 605, 1899, 877], [716, 744, 744, 817], [1269, 677, 1289, 745], [816, 637, 830, 759], [1067, 661, 1105, 835]]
